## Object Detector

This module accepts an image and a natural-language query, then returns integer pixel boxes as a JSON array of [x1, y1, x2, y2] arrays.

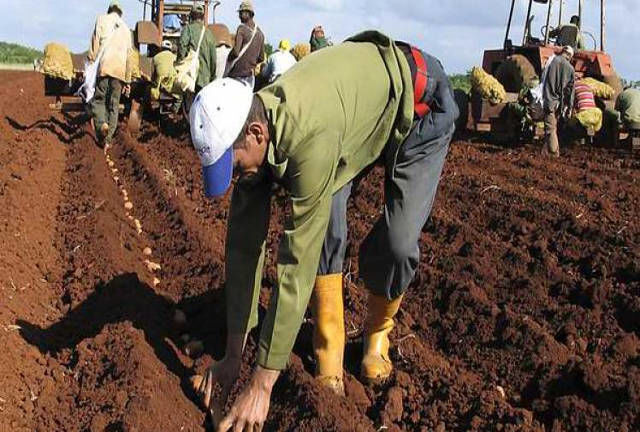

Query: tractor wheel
[[495, 54, 538, 93], [453, 89, 470, 133]]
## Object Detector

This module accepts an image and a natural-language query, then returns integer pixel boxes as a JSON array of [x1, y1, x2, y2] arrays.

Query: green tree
[[449, 71, 472, 94], [0, 41, 42, 64]]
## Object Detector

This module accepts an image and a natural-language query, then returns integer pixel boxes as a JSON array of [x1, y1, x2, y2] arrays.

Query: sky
[[1, 0, 638, 79]]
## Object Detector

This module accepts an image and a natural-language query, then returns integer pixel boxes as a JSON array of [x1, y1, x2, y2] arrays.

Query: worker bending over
[[190, 31, 458, 431]]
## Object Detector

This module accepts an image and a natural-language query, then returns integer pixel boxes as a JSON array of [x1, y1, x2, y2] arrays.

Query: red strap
[[411, 47, 431, 118]]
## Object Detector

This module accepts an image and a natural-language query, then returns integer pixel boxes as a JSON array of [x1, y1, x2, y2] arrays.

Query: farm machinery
[[43, 0, 228, 133], [457, 0, 635, 149]]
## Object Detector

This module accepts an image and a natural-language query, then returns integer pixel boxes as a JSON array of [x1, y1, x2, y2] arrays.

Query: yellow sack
[[42, 43, 74, 80], [128, 48, 141, 81], [292, 43, 310, 61], [582, 78, 615, 100], [575, 107, 603, 132], [471, 67, 506, 104]]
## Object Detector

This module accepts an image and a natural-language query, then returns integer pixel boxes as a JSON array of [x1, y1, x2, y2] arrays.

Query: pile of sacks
[[471, 67, 506, 105], [581, 77, 615, 100], [42, 43, 74, 81]]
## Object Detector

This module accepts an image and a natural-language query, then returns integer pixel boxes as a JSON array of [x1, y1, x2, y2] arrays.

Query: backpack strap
[[195, 24, 206, 56], [411, 47, 431, 118]]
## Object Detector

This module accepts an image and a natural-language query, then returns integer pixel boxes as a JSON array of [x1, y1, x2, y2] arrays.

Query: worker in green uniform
[[616, 87, 640, 130], [189, 31, 458, 431], [550, 15, 586, 50], [177, 4, 217, 113], [608, 86, 640, 148]]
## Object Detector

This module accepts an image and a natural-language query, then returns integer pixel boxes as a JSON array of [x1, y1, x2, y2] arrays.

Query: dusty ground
[[0, 71, 638, 431]]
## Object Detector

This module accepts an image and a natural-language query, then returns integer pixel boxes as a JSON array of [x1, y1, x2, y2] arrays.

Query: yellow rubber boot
[[361, 293, 404, 383], [311, 274, 345, 396]]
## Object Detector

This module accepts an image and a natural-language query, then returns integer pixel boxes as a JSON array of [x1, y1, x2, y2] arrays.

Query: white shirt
[[216, 45, 231, 80], [262, 50, 297, 83]]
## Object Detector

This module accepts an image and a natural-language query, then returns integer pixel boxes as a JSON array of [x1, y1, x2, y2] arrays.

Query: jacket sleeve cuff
[[257, 346, 289, 371]]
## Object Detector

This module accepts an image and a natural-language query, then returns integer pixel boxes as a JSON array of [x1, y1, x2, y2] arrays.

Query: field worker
[[177, 4, 217, 113], [151, 41, 181, 113], [261, 39, 297, 84], [543, 46, 575, 157], [310, 25, 331, 52], [88, 0, 134, 147], [615, 87, 640, 131], [189, 30, 458, 430], [226, 1, 265, 88], [550, 15, 585, 51]]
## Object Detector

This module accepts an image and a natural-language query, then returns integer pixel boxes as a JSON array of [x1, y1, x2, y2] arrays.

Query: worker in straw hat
[[226, 0, 265, 88], [189, 30, 458, 430], [260, 39, 297, 84], [542, 45, 575, 157], [88, 0, 134, 148]]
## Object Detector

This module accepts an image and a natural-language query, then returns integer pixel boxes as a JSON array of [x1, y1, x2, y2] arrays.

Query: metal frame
[[145, 0, 221, 29], [505, 0, 606, 51]]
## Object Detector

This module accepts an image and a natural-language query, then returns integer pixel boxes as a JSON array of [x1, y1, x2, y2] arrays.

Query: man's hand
[[217, 366, 280, 432], [198, 356, 242, 408]]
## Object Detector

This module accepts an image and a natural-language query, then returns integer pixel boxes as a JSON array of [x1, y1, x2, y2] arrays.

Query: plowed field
[[1, 71, 638, 431]]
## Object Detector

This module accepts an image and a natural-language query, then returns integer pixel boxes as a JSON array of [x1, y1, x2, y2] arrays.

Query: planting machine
[[44, 0, 227, 133], [458, 0, 635, 148]]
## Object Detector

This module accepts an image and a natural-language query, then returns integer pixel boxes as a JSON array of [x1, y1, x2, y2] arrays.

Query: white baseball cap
[[190, 79, 253, 197], [562, 46, 575, 57]]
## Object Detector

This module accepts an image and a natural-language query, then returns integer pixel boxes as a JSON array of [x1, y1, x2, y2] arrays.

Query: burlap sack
[[471, 67, 506, 105], [43, 43, 74, 80]]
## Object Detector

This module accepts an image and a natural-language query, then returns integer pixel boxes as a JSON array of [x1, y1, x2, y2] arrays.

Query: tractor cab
[[136, 0, 221, 53]]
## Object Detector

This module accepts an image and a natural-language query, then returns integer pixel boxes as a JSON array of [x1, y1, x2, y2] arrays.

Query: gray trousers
[[92, 76, 123, 142], [544, 110, 560, 156], [317, 119, 454, 300]]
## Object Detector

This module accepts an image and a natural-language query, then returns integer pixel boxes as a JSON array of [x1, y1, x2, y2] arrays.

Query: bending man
[[190, 31, 458, 431]]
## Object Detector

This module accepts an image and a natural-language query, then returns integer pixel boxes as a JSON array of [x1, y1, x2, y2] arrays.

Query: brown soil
[[1, 71, 638, 431]]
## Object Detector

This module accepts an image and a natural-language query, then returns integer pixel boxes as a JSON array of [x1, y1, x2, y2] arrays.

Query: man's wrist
[[252, 365, 280, 391]]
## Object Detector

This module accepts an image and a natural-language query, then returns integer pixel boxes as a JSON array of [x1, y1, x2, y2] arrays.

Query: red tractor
[[460, 0, 622, 142]]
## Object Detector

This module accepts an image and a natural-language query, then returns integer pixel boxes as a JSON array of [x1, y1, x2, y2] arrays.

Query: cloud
[[299, 0, 345, 12]]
